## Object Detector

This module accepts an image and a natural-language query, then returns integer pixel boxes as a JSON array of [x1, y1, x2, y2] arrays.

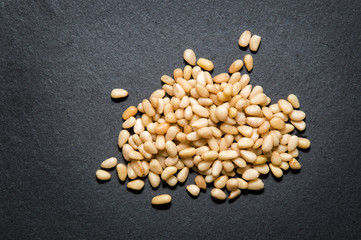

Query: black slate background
[[1, 1, 361, 239]]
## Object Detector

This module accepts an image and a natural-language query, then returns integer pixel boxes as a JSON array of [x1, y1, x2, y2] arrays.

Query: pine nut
[[229, 189, 241, 200], [165, 175, 178, 186], [187, 184, 200, 197], [116, 163, 127, 181], [177, 167, 189, 183], [278, 99, 293, 115], [240, 150, 257, 163], [211, 188, 227, 200], [96, 169, 111, 181], [161, 166, 177, 180], [242, 168, 259, 181], [249, 35, 261, 52], [288, 135, 299, 152], [254, 164, 269, 175], [269, 163, 283, 178], [183, 49, 196, 66], [247, 179, 264, 190], [197, 58, 214, 71], [148, 171, 161, 188], [226, 178, 238, 191], [214, 175, 228, 188], [212, 160, 223, 177], [184, 65, 192, 80], [219, 150, 238, 160], [244, 54, 253, 72], [291, 120, 306, 131], [287, 94, 300, 108], [111, 88, 128, 98], [229, 60, 243, 74], [238, 30, 251, 47], [250, 93, 267, 105], [101, 157, 118, 169], [118, 130, 130, 148], [289, 158, 301, 170], [298, 137, 311, 149], [122, 106, 138, 120], [127, 179, 144, 190], [270, 117, 286, 130], [152, 194, 172, 205]]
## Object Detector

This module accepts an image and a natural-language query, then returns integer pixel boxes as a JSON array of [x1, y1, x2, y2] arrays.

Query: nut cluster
[[96, 30, 310, 205]]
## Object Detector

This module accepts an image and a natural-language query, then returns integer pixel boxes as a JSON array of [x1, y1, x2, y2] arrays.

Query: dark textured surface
[[1, 1, 361, 239]]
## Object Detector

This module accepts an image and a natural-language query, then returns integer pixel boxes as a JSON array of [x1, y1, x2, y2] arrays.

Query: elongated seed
[[269, 163, 283, 178], [111, 88, 128, 98], [118, 130, 130, 148], [270, 117, 285, 130], [278, 99, 293, 115], [240, 150, 257, 163], [289, 158, 301, 170], [298, 137, 311, 149], [96, 169, 111, 181], [288, 135, 299, 152], [122, 106, 137, 120], [148, 171, 161, 188], [229, 189, 241, 200], [226, 178, 238, 191], [184, 49, 196, 66], [242, 168, 260, 181], [161, 166, 177, 180], [195, 175, 207, 189], [287, 94, 300, 108], [219, 150, 238, 160], [152, 194, 172, 205], [177, 167, 189, 183], [101, 157, 118, 169], [244, 54, 253, 72], [238, 30, 251, 47], [127, 179, 144, 190], [249, 35, 261, 52], [197, 58, 214, 71], [229, 60, 244, 74], [116, 163, 127, 181], [291, 120, 306, 131], [187, 184, 200, 197], [247, 179, 264, 190], [211, 188, 227, 200]]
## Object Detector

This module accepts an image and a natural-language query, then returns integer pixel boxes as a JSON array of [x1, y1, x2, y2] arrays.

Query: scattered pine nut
[[151, 194, 172, 205], [101, 157, 118, 169], [238, 30, 251, 47], [96, 169, 111, 181], [249, 35, 261, 52], [111, 89, 128, 98]]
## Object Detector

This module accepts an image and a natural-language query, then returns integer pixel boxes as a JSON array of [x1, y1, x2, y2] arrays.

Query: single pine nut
[[247, 179, 264, 190], [148, 171, 161, 188], [111, 88, 128, 98], [254, 155, 267, 165], [270, 117, 286, 130], [229, 189, 241, 200], [161, 166, 177, 180], [269, 163, 283, 178], [289, 110, 306, 121], [122, 106, 138, 120], [177, 167, 189, 183], [244, 54, 253, 72], [165, 175, 178, 186], [184, 49, 196, 66], [213, 73, 230, 83], [240, 150, 257, 163], [280, 161, 289, 171], [194, 175, 207, 189], [249, 35, 261, 52], [116, 163, 127, 181], [226, 178, 239, 191], [122, 117, 136, 129], [271, 152, 282, 166], [287, 94, 300, 108], [96, 169, 111, 181], [262, 134, 273, 152], [101, 157, 118, 169], [184, 65, 192, 80], [298, 137, 311, 149], [242, 168, 260, 181], [214, 175, 228, 189], [278, 99, 293, 115], [254, 164, 269, 175], [187, 184, 200, 197], [291, 120, 306, 131], [238, 30, 251, 47], [212, 160, 223, 177], [250, 93, 267, 105], [155, 122, 170, 135], [288, 135, 299, 152], [192, 104, 210, 118], [149, 159, 163, 175], [151, 194, 172, 205], [229, 60, 244, 74], [197, 58, 214, 71], [173, 68, 183, 80], [237, 138, 254, 148], [219, 150, 238, 160], [289, 158, 301, 170], [118, 130, 130, 148], [211, 188, 227, 200], [127, 179, 144, 190]]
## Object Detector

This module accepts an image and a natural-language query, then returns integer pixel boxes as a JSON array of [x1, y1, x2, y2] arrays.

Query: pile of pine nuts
[[97, 30, 310, 205]]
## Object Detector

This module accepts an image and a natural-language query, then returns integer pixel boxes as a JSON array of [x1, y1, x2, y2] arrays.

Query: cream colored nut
[[247, 179, 264, 190], [289, 158, 301, 170], [253, 164, 270, 175], [116, 163, 127, 181], [246, 117, 264, 128], [155, 122, 170, 135], [262, 134, 273, 153], [244, 54, 253, 72], [151, 194, 172, 205], [197, 127, 214, 138], [111, 88, 128, 98], [242, 168, 260, 181], [250, 93, 267, 105], [101, 157, 118, 169], [254, 155, 267, 165], [236, 178, 248, 189], [238, 30, 251, 47], [127, 179, 144, 190], [229, 60, 244, 74], [173, 68, 183, 79], [184, 49, 196, 66], [229, 189, 241, 200], [122, 106, 138, 120], [280, 161, 289, 171], [165, 175, 178, 186], [177, 167, 189, 183], [197, 58, 214, 71], [96, 169, 111, 181], [249, 35, 261, 52], [212, 160, 223, 177], [271, 152, 282, 166], [287, 94, 300, 108], [269, 163, 283, 178], [142, 99, 156, 117], [237, 138, 254, 148], [238, 125, 253, 138], [213, 73, 230, 83], [195, 175, 207, 189], [149, 159, 163, 175], [280, 153, 293, 162], [291, 120, 306, 131], [161, 166, 177, 180], [161, 75, 175, 85], [148, 171, 161, 188], [289, 110, 306, 121], [192, 104, 210, 118], [118, 130, 130, 148], [184, 65, 192, 80], [278, 99, 293, 115], [201, 151, 218, 161], [127, 163, 137, 179], [122, 117, 136, 129], [211, 188, 227, 200], [226, 178, 239, 191], [128, 151, 144, 160], [270, 117, 286, 130], [219, 150, 238, 160], [288, 135, 299, 152], [179, 147, 196, 158], [187, 184, 200, 197], [298, 137, 311, 149], [214, 175, 228, 189], [165, 141, 177, 157], [240, 150, 257, 163]]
